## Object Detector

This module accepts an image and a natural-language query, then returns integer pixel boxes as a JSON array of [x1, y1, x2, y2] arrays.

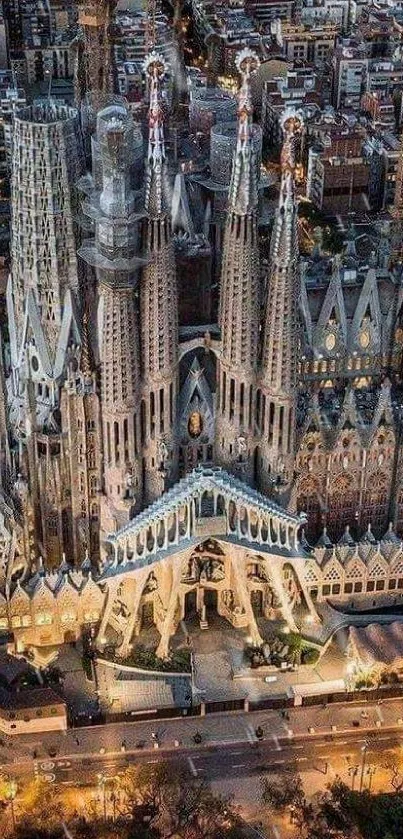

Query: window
[[61, 612, 76, 624], [332, 584, 340, 595], [366, 580, 375, 592], [389, 579, 397, 590], [322, 585, 331, 596], [344, 583, 353, 594], [35, 613, 52, 626], [375, 580, 384, 592], [354, 582, 362, 593], [398, 579, 403, 590], [84, 611, 99, 623]]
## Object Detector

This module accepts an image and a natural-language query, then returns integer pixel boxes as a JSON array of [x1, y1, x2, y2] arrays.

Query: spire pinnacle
[[144, 53, 170, 217], [261, 108, 303, 396], [271, 109, 302, 266], [80, 305, 93, 378], [228, 49, 260, 216]]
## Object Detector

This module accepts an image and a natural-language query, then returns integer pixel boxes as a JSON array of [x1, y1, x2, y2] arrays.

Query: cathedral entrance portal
[[185, 590, 197, 618], [141, 602, 154, 629], [204, 588, 218, 613]]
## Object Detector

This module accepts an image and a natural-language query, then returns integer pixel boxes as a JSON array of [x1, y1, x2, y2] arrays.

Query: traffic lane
[[32, 734, 403, 785], [7, 730, 403, 788], [11, 731, 403, 772]]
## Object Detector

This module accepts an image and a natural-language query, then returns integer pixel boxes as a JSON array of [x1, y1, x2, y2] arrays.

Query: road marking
[[146, 760, 159, 765], [296, 757, 308, 762], [232, 763, 246, 769], [230, 751, 243, 756], [273, 759, 285, 764], [188, 757, 198, 778], [376, 707, 384, 724], [272, 735, 281, 752], [273, 827, 281, 839], [246, 724, 256, 743], [294, 744, 304, 750], [39, 761, 55, 771]]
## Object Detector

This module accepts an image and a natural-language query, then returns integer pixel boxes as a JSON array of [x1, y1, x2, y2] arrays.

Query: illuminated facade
[[1, 44, 403, 662]]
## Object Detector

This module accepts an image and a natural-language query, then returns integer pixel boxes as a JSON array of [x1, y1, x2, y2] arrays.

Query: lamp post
[[348, 765, 359, 791], [359, 742, 368, 793], [97, 774, 107, 820], [367, 765, 376, 793], [5, 778, 17, 829]]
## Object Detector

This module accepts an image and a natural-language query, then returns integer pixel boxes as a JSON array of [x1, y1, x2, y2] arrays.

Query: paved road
[[3, 697, 403, 793], [9, 728, 402, 789]]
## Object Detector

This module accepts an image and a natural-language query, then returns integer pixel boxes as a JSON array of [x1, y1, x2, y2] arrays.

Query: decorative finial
[[235, 48, 259, 151], [144, 52, 169, 217], [228, 49, 260, 216], [279, 108, 303, 207]]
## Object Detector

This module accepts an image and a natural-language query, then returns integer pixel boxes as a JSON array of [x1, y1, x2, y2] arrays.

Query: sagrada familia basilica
[[1, 0, 403, 661]]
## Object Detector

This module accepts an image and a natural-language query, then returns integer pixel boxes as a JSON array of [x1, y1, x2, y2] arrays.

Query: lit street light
[[359, 741, 369, 793], [367, 765, 376, 793], [97, 773, 107, 821], [2, 776, 17, 829], [348, 765, 359, 791]]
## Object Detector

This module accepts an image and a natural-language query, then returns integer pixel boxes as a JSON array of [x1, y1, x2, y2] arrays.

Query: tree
[[382, 760, 403, 793], [261, 769, 305, 811], [10, 779, 65, 839], [117, 762, 237, 838]]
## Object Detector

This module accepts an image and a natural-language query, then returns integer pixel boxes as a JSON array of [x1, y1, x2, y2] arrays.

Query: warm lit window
[[84, 611, 99, 622], [61, 612, 76, 624], [35, 613, 52, 625]]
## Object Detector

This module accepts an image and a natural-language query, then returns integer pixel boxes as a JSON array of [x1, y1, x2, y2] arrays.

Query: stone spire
[[144, 53, 171, 218], [140, 54, 178, 504], [6, 102, 85, 567], [215, 50, 261, 482], [79, 105, 145, 533], [228, 49, 260, 217], [259, 109, 302, 493]]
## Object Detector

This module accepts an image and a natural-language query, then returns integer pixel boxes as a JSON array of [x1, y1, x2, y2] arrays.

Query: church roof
[[107, 466, 302, 545]]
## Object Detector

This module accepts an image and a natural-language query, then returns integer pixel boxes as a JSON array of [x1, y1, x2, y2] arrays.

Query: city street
[[25, 728, 403, 786], [2, 697, 403, 785], [2, 700, 403, 838]]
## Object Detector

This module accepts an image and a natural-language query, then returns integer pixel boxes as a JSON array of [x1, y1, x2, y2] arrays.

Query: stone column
[[291, 556, 320, 623], [96, 579, 120, 646], [156, 559, 183, 659], [117, 566, 150, 656], [261, 556, 298, 631], [232, 550, 262, 646]]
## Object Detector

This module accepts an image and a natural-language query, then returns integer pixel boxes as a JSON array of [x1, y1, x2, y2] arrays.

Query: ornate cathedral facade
[[0, 17, 403, 659]]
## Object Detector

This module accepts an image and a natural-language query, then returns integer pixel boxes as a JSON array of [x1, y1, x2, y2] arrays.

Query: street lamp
[[359, 741, 369, 793], [97, 773, 107, 821], [367, 765, 376, 793], [348, 765, 359, 791], [4, 778, 17, 829]]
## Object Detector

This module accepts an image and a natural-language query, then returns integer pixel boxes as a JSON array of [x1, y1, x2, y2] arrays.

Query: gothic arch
[[327, 473, 358, 541], [296, 475, 322, 541]]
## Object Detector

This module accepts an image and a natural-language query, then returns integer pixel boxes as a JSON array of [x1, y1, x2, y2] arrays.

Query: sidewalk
[[7, 696, 403, 764]]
